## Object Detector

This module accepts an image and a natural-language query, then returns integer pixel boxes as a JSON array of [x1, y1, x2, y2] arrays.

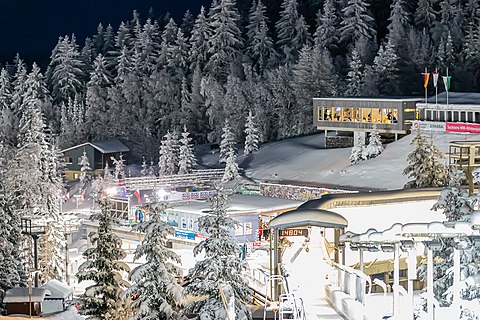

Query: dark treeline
[[0, 0, 479, 162]]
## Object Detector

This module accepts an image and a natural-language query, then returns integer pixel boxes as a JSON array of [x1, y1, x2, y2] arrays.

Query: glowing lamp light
[[157, 188, 169, 200]]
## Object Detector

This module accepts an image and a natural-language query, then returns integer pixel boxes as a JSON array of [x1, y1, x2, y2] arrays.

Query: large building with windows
[[313, 97, 422, 147]]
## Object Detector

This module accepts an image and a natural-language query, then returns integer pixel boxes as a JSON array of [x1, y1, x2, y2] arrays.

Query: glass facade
[[320, 106, 399, 124]]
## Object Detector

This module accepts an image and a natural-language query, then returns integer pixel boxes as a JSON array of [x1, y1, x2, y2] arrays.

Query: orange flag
[[422, 72, 430, 89]]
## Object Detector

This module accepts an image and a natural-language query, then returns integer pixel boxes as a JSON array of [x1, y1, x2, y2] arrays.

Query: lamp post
[[21, 218, 46, 288], [63, 220, 78, 285]]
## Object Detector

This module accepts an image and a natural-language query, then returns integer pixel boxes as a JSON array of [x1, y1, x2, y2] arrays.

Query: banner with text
[[446, 122, 480, 134], [411, 120, 446, 132]]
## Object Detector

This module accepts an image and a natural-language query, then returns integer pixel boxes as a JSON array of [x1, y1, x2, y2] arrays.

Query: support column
[[359, 248, 364, 273], [427, 248, 434, 320], [393, 243, 400, 318], [453, 248, 461, 318], [33, 235, 39, 288], [407, 248, 417, 320]]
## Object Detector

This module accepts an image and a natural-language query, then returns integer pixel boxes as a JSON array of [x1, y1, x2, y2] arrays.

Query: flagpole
[[446, 68, 449, 109], [435, 68, 438, 120], [424, 67, 428, 119]]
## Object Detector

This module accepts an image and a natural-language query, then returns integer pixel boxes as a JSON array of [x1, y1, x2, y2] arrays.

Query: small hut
[[3, 287, 50, 316], [41, 280, 73, 314]]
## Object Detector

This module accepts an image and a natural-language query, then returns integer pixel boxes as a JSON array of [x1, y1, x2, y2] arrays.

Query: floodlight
[[350, 243, 359, 251], [358, 245, 370, 251], [400, 239, 415, 252], [380, 244, 395, 252], [367, 245, 380, 252], [423, 239, 443, 251]]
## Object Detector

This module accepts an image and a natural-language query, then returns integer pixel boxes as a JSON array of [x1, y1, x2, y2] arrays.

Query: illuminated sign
[[279, 228, 308, 237]]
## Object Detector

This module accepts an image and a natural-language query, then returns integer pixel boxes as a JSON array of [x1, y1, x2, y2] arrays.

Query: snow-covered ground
[[49, 131, 476, 319]]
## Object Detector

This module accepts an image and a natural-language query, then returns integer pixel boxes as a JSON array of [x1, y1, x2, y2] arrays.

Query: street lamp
[[63, 220, 78, 285], [21, 217, 46, 288]]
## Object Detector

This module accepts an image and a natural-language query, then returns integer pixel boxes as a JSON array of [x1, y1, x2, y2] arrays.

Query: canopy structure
[[3, 288, 50, 303], [269, 208, 348, 229], [41, 279, 72, 300]]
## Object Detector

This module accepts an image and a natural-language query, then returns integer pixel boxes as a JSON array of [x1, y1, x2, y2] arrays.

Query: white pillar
[[453, 248, 461, 317], [407, 248, 417, 320], [393, 243, 400, 318], [359, 248, 364, 273], [427, 248, 434, 320]]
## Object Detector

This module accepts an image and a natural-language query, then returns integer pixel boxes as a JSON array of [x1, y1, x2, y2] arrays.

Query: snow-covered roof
[[269, 208, 348, 229], [426, 92, 480, 105], [313, 97, 423, 103], [61, 139, 129, 154], [41, 279, 72, 299], [165, 194, 302, 216], [3, 288, 51, 303]]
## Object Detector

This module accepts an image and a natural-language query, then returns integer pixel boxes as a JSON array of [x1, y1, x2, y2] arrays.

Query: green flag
[[442, 76, 451, 91]]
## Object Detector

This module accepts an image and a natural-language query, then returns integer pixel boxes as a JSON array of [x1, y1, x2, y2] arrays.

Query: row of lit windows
[[318, 107, 399, 124]]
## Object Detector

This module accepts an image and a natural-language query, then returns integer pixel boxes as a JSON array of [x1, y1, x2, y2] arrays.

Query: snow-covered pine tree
[[178, 125, 197, 175], [158, 131, 179, 176], [350, 135, 366, 164], [182, 184, 250, 320], [111, 154, 126, 180], [219, 119, 237, 163], [345, 48, 363, 96], [387, 0, 409, 52], [246, 0, 276, 73], [77, 195, 131, 319], [205, 0, 243, 83], [148, 160, 156, 176], [79, 150, 93, 191], [244, 110, 260, 154], [313, 0, 340, 55], [128, 207, 182, 320], [403, 130, 449, 188], [364, 124, 384, 159], [372, 40, 400, 95], [275, 0, 311, 65], [340, 0, 376, 45], [0, 145, 27, 303], [222, 150, 240, 183], [188, 6, 211, 72], [0, 68, 16, 147]]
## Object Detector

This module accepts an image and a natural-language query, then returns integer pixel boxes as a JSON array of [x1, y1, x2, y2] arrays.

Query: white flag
[[432, 72, 439, 88]]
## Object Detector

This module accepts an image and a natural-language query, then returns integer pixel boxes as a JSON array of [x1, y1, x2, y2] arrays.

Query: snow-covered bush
[[364, 124, 383, 159], [350, 135, 366, 164]]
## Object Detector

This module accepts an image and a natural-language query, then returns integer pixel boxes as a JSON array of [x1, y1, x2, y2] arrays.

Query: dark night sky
[[0, 0, 211, 63]]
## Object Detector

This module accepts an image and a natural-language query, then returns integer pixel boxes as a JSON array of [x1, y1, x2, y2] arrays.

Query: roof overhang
[[269, 208, 348, 229]]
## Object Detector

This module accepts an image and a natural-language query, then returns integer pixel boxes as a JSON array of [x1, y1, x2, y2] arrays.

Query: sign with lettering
[[446, 122, 480, 134], [411, 120, 446, 132], [279, 228, 308, 237]]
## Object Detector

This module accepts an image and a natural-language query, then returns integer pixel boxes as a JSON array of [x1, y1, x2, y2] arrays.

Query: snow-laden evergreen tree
[[275, 0, 311, 65], [414, 0, 438, 31], [111, 154, 126, 180], [85, 54, 113, 140], [128, 207, 182, 320], [178, 126, 197, 175], [0, 68, 16, 147], [205, 0, 244, 83], [364, 124, 384, 159], [350, 135, 366, 164], [181, 184, 250, 320], [222, 150, 240, 182], [188, 6, 211, 72], [244, 110, 260, 154], [387, 0, 409, 53], [158, 131, 178, 176], [313, 0, 341, 55], [246, 0, 276, 73], [79, 151, 93, 191], [372, 40, 400, 95], [403, 130, 449, 188], [220, 119, 237, 163], [0, 145, 27, 303], [345, 48, 364, 96], [340, 0, 376, 45], [77, 194, 131, 320], [46, 35, 85, 109], [148, 160, 156, 177], [292, 46, 337, 134]]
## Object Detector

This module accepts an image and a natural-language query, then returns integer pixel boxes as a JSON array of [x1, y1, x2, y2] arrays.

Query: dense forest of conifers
[[0, 0, 478, 161]]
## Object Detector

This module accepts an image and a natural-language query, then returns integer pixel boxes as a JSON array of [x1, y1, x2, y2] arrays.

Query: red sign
[[446, 122, 480, 134], [252, 242, 262, 247], [195, 233, 208, 239]]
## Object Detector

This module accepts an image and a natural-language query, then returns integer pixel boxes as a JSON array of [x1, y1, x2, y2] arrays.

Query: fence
[[113, 169, 225, 191], [259, 182, 356, 201]]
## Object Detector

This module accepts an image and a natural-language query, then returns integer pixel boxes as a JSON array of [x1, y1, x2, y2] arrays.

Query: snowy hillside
[[201, 132, 479, 190]]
